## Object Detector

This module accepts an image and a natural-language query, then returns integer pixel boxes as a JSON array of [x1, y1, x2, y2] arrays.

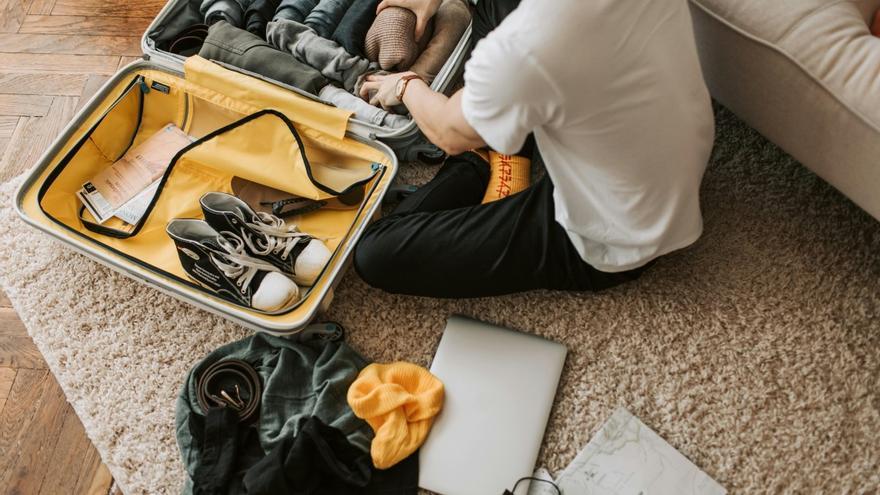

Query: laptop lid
[[419, 315, 567, 495]]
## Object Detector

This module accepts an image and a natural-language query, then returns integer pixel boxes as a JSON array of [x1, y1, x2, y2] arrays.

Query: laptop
[[419, 315, 567, 495]]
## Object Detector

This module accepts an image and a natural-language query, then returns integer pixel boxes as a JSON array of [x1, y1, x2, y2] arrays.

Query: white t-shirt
[[461, 0, 714, 272]]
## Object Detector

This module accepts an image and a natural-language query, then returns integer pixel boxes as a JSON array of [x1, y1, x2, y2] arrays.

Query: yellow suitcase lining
[[32, 59, 393, 319]]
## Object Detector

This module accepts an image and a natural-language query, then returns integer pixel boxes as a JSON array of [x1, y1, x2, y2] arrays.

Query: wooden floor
[[0, 290, 115, 495], [0, 0, 165, 492]]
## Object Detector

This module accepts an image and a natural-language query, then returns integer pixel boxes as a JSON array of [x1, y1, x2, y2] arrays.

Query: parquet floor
[[0, 0, 166, 492]]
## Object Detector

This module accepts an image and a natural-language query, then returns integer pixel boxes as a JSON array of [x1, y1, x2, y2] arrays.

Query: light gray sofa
[[689, 0, 880, 220]]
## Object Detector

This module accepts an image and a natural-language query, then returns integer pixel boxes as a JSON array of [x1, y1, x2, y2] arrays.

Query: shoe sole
[[187, 276, 301, 312]]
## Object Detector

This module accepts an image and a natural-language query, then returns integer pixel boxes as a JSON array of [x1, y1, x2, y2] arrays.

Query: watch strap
[[397, 74, 424, 101]]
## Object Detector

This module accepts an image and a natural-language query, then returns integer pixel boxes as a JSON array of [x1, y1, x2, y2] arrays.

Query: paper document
[[78, 123, 193, 225], [556, 407, 726, 495]]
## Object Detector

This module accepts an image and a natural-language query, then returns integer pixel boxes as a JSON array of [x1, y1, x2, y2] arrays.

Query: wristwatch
[[395, 74, 424, 101]]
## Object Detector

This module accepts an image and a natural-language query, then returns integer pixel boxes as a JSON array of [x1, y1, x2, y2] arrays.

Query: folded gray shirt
[[267, 19, 376, 92], [319, 85, 410, 129]]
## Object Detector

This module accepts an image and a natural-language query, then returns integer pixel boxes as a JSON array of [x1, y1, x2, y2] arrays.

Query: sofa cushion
[[692, 0, 880, 130], [694, 0, 877, 41], [690, 0, 880, 220]]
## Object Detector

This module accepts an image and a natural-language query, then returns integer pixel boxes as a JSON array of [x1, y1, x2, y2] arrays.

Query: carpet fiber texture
[[0, 107, 878, 494]]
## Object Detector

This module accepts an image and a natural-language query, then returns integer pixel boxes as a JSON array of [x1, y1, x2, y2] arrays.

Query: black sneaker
[[200, 192, 331, 286], [166, 219, 299, 311]]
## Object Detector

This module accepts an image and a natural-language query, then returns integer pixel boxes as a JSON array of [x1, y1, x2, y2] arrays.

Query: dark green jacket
[[176, 333, 371, 493]]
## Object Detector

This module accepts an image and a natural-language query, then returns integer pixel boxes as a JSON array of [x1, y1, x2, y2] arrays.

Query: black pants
[[353, 0, 651, 298]]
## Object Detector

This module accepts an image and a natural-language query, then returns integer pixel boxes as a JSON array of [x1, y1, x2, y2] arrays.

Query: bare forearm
[[402, 82, 485, 155], [358, 70, 485, 154]]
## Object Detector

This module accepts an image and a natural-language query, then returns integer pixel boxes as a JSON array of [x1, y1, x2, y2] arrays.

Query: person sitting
[[354, 0, 715, 298]]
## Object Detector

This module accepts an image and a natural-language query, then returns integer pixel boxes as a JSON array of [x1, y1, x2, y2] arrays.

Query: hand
[[376, 0, 441, 41], [358, 71, 417, 110]]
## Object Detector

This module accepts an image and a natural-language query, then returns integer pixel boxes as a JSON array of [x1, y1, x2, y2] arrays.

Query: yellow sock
[[481, 151, 531, 203]]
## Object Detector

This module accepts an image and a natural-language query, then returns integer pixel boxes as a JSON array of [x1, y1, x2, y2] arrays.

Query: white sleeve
[[460, 35, 555, 154]]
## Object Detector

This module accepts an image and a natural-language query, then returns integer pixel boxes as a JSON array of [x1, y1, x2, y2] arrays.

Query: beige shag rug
[[0, 107, 878, 494]]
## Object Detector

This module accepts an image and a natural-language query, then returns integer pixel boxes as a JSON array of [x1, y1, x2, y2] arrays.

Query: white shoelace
[[211, 235, 279, 294], [240, 212, 312, 260]]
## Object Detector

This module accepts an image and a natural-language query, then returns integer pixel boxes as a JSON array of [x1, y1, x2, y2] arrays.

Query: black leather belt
[[196, 359, 261, 423], [165, 24, 209, 57]]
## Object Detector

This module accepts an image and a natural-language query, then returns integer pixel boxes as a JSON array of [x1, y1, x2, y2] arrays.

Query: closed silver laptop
[[419, 315, 567, 495]]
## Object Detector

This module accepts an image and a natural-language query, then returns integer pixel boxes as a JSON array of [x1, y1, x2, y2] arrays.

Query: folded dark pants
[[274, 0, 319, 23], [244, 0, 280, 35], [304, 0, 356, 37], [201, 0, 253, 27], [331, 0, 380, 57], [198, 20, 328, 95], [354, 153, 650, 298]]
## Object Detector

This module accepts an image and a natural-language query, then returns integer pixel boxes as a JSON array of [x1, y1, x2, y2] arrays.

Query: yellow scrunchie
[[347, 362, 445, 469]]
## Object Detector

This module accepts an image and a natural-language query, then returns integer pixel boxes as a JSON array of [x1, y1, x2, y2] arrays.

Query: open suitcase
[[144, 0, 472, 163], [14, 1, 472, 336]]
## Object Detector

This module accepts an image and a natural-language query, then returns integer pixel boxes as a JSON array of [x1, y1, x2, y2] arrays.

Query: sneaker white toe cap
[[294, 239, 331, 286], [252, 272, 299, 311]]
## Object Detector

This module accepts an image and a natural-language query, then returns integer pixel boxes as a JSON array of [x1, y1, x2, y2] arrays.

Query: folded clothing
[[201, 0, 253, 27], [347, 362, 444, 469], [274, 0, 319, 23], [410, 0, 471, 83], [267, 18, 375, 92], [200, 0, 279, 37], [320, 85, 410, 129], [331, 0, 381, 58], [244, 0, 279, 36], [365, 7, 432, 71], [304, 0, 356, 38], [198, 21, 328, 95], [177, 333, 373, 493]]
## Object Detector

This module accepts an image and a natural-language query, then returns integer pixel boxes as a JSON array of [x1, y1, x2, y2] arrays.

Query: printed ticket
[[77, 123, 193, 225], [90, 123, 193, 209]]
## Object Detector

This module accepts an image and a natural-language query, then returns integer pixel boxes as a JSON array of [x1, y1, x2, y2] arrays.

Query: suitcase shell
[[142, 0, 473, 162], [15, 54, 399, 336], [16, 0, 475, 335]]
